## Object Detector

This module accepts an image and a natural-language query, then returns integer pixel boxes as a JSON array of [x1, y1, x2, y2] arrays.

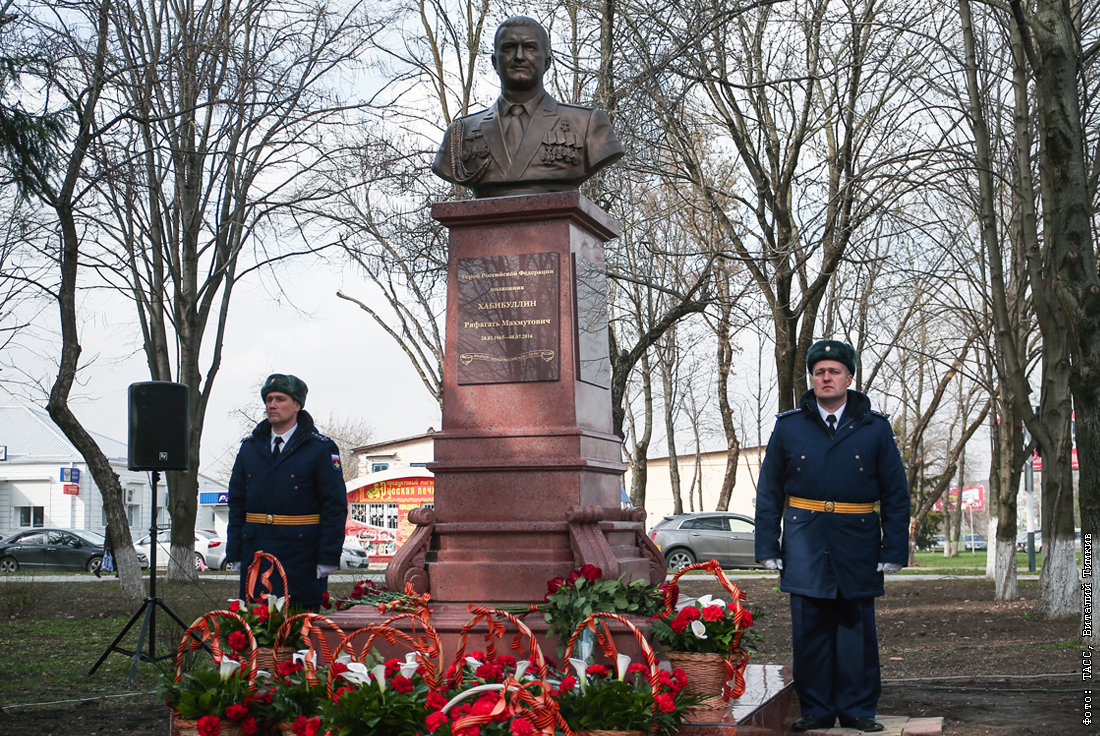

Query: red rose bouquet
[[540, 565, 664, 655]]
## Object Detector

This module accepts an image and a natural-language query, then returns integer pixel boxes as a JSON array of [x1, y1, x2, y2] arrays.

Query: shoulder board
[[870, 410, 891, 420], [312, 432, 331, 442], [240, 435, 250, 443], [775, 408, 802, 419]]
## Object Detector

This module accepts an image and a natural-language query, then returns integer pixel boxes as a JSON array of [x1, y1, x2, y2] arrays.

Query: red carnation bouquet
[[649, 593, 755, 656]]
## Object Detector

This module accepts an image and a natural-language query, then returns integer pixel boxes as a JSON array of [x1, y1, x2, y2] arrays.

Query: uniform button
[[855, 455, 860, 459], [860, 468, 864, 472], [295, 486, 299, 490], [793, 515, 798, 520], [797, 468, 802, 472], [801, 455, 806, 459]]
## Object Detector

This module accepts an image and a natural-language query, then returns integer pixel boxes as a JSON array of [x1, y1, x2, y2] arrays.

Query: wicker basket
[[665, 650, 729, 716], [170, 713, 245, 736], [254, 645, 297, 672]]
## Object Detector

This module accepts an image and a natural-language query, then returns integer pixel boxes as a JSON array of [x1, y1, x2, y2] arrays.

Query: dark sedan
[[649, 512, 762, 570], [0, 528, 148, 573]]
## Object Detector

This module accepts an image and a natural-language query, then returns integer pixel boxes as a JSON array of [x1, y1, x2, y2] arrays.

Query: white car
[[340, 544, 369, 570], [135, 527, 229, 571]]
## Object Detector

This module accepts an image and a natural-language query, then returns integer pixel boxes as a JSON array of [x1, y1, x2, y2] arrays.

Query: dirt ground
[[0, 575, 1086, 736]]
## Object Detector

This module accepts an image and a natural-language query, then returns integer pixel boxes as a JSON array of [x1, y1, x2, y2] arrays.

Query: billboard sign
[[934, 485, 985, 513]]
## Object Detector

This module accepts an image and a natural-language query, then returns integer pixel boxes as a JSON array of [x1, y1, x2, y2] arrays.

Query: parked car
[[135, 527, 229, 570], [340, 544, 370, 570], [0, 528, 149, 573], [649, 512, 761, 570], [195, 529, 228, 570], [963, 533, 987, 551], [1015, 529, 1042, 552], [923, 534, 946, 552]]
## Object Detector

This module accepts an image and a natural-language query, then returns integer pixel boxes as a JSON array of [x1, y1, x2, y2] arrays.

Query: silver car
[[649, 512, 761, 570]]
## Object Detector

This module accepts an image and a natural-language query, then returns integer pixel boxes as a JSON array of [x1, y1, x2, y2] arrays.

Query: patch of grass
[[0, 571, 48, 617], [1035, 638, 1078, 651]]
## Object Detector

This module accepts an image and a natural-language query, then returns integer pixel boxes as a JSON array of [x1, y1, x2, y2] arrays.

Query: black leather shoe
[[791, 715, 836, 732], [841, 717, 885, 732]]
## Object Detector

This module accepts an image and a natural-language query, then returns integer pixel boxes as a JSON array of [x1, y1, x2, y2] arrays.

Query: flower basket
[[255, 645, 297, 672], [169, 713, 245, 736], [664, 651, 728, 716], [561, 612, 699, 735], [657, 559, 752, 704]]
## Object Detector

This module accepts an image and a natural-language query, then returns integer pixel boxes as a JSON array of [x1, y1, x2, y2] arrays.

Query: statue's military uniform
[[226, 409, 347, 609], [754, 388, 909, 725], [432, 94, 624, 198]]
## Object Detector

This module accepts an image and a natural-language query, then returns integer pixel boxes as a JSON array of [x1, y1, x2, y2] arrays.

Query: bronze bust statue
[[432, 16, 624, 198]]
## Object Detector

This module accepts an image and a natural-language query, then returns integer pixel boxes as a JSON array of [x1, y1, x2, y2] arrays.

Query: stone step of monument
[[670, 665, 942, 736]]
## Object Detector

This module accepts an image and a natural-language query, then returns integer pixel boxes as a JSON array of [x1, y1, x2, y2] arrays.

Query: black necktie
[[273, 436, 283, 458], [505, 104, 526, 158], [826, 415, 837, 438]]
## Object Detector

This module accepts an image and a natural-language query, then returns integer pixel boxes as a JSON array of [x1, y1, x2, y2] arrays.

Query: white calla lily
[[616, 653, 631, 681], [372, 663, 388, 693], [568, 658, 589, 692], [341, 661, 372, 685], [465, 656, 483, 669], [441, 683, 504, 714], [294, 648, 317, 667], [514, 660, 530, 680], [691, 619, 708, 639], [399, 653, 419, 679], [696, 594, 725, 608], [268, 595, 286, 613], [219, 657, 242, 680]]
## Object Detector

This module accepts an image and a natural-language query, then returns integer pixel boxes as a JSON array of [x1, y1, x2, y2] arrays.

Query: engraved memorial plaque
[[457, 253, 560, 384], [573, 254, 611, 388]]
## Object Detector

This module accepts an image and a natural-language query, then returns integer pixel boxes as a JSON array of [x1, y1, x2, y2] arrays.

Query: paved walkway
[[800, 716, 944, 735]]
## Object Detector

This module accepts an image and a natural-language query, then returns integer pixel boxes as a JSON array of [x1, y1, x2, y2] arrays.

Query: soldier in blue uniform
[[754, 341, 910, 733], [225, 374, 348, 610]]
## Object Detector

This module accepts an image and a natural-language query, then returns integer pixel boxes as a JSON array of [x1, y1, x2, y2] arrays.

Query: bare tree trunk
[[657, 332, 683, 515], [34, 0, 143, 604], [626, 351, 654, 508]]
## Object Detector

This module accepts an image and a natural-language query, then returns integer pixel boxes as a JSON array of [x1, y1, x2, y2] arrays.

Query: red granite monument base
[[382, 192, 664, 605]]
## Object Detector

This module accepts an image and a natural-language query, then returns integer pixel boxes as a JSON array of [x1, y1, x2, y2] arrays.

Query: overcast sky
[[12, 258, 442, 477]]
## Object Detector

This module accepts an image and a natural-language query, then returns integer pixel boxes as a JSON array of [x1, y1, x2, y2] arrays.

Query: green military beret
[[261, 373, 308, 407], [806, 340, 857, 375]]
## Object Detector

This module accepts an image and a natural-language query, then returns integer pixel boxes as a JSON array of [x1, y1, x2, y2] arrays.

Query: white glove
[[225, 561, 239, 573], [760, 558, 784, 570], [877, 562, 903, 574], [316, 564, 338, 578]]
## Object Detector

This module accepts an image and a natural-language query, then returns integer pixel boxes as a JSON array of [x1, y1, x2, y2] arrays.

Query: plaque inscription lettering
[[457, 252, 560, 384]]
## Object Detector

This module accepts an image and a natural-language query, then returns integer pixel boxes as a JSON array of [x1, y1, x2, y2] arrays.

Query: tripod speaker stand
[[88, 382, 201, 686]]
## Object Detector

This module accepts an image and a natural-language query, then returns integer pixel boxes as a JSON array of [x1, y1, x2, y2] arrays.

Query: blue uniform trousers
[[790, 594, 881, 722]]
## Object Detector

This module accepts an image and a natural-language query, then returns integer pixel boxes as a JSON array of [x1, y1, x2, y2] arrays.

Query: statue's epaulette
[[775, 408, 802, 419], [870, 409, 891, 420]]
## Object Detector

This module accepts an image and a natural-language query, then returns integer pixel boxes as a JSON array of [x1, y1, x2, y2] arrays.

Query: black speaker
[[128, 382, 190, 471]]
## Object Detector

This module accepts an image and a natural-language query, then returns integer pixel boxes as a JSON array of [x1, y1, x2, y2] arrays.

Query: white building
[[0, 389, 227, 539]]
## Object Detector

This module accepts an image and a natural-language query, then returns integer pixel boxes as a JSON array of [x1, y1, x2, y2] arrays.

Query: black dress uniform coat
[[226, 410, 347, 609], [432, 94, 624, 198], [754, 389, 910, 596]]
